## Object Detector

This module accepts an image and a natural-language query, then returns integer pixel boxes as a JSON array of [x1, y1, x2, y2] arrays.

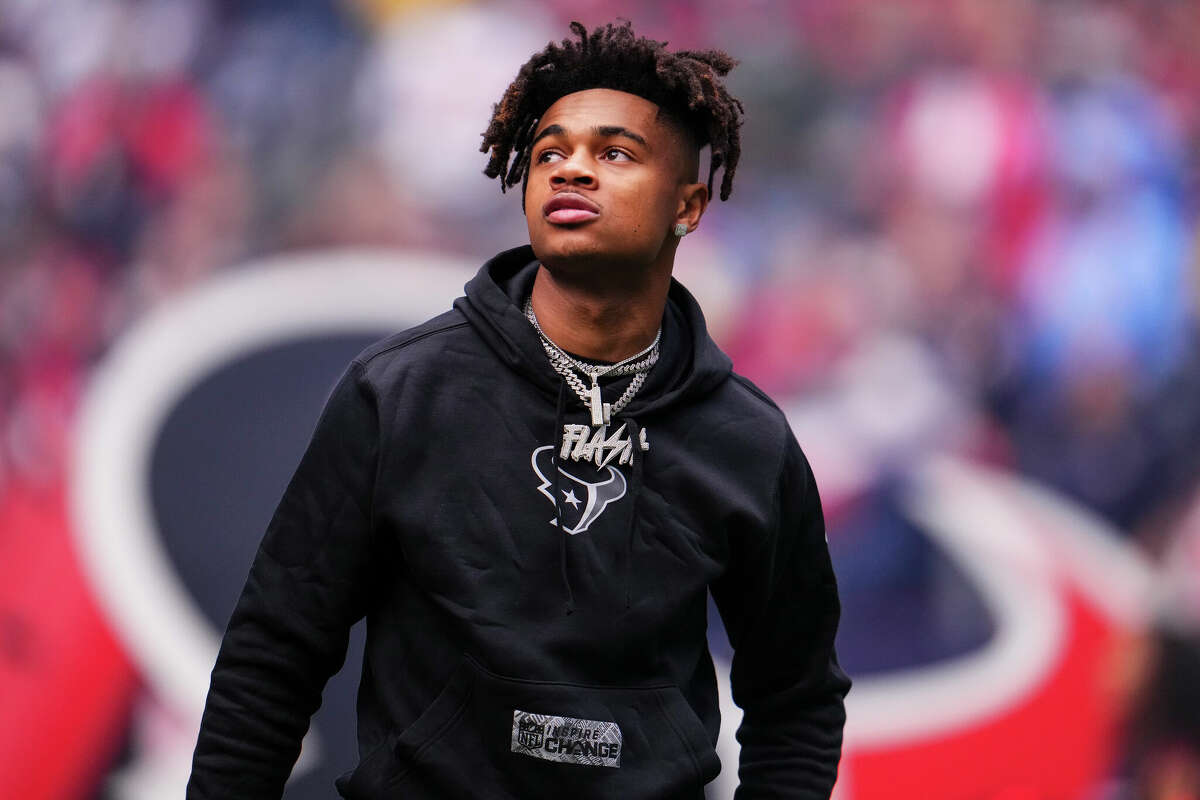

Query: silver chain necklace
[[524, 295, 661, 426]]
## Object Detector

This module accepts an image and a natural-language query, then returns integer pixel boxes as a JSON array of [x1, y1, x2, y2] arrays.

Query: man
[[187, 20, 850, 800]]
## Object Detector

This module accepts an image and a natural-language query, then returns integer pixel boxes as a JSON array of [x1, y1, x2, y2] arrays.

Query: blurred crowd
[[2, 0, 1200, 796]]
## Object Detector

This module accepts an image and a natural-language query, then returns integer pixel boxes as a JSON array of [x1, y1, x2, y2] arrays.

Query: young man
[[187, 20, 850, 800]]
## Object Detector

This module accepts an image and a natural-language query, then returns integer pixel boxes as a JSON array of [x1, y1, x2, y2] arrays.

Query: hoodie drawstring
[[552, 380, 575, 615], [622, 415, 643, 610], [551, 379, 643, 615]]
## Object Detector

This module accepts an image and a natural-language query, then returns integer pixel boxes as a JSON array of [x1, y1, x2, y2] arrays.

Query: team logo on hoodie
[[531, 446, 627, 534]]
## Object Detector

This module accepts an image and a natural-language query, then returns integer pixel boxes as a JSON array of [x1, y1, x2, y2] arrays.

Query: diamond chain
[[524, 295, 660, 421]]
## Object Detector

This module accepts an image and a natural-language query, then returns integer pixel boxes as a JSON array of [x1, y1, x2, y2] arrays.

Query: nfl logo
[[517, 717, 545, 749]]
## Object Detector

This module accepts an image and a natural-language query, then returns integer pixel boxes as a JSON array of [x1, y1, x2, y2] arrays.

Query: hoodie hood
[[453, 245, 733, 417]]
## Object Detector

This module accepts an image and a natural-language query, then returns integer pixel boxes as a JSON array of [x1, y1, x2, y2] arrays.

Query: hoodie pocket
[[335, 657, 474, 799], [336, 654, 719, 800]]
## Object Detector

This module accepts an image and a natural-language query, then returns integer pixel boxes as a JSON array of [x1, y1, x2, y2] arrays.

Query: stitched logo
[[531, 446, 627, 535], [516, 716, 545, 749], [511, 710, 622, 767]]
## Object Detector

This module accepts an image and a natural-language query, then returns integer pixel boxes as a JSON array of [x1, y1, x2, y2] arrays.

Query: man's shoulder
[[677, 370, 795, 476], [352, 308, 472, 370], [715, 370, 790, 429]]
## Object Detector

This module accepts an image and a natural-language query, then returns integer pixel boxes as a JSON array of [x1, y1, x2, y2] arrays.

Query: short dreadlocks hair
[[480, 20, 745, 202]]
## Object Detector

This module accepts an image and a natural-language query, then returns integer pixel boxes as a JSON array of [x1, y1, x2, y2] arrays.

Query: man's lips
[[543, 193, 600, 224]]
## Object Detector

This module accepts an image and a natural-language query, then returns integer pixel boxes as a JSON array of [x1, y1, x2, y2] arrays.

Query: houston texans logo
[[531, 446, 627, 534]]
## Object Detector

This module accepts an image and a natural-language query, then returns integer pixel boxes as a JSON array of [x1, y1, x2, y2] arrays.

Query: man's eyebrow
[[531, 124, 565, 147], [594, 125, 647, 146], [529, 124, 649, 148]]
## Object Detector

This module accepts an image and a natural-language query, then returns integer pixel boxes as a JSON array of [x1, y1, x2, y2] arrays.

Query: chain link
[[524, 295, 660, 419]]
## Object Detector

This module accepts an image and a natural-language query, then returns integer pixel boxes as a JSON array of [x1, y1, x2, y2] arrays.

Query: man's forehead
[[535, 88, 666, 137]]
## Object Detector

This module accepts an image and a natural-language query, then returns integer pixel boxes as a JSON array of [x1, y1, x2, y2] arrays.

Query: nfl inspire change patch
[[511, 709, 622, 767]]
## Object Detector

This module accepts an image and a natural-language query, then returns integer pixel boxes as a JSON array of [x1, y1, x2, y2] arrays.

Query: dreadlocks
[[480, 20, 745, 202]]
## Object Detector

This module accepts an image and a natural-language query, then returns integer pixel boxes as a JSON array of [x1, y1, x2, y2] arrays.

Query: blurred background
[[2, 0, 1199, 798]]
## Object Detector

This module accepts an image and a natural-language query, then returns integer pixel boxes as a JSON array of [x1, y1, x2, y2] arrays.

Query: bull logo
[[531, 446, 627, 534]]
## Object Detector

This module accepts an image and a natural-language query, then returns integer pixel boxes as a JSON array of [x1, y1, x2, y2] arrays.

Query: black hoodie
[[186, 246, 850, 800]]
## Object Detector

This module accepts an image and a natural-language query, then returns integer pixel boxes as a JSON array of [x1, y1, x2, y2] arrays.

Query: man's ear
[[674, 182, 710, 235]]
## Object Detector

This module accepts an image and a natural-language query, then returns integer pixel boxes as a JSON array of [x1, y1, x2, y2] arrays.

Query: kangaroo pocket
[[336, 654, 720, 800]]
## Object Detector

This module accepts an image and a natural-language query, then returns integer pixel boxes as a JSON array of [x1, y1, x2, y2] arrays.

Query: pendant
[[588, 383, 604, 426], [587, 377, 613, 425], [560, 423, 650, 467]]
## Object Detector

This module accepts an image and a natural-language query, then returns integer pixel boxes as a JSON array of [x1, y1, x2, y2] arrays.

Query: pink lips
[[543, 193, 600, 224], [547, 208, 599, 223]]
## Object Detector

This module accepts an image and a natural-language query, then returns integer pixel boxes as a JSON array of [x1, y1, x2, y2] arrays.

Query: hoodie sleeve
[[186, 360, 379, 799], [711, 431, 851, 800]]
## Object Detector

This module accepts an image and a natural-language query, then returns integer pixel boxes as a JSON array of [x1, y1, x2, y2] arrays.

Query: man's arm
[[186, 360, 380, 799], [712, 432, 851, 799]]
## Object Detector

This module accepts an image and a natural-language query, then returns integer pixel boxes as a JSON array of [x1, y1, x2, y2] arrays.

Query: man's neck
[[529, 262, 671, 363]]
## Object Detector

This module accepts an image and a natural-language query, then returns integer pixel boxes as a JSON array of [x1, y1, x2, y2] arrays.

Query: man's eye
[[536, 150, 563, 164], [601, 148, 631, 161]]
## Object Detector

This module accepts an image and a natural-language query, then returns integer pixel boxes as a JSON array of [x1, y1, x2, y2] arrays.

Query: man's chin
[[529, 227, 660, 278], [530, 233, 608, 268], [533, 248, 640, 278]]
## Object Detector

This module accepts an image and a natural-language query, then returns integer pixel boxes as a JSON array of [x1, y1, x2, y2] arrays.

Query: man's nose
[[550, 152, 596, 187]]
